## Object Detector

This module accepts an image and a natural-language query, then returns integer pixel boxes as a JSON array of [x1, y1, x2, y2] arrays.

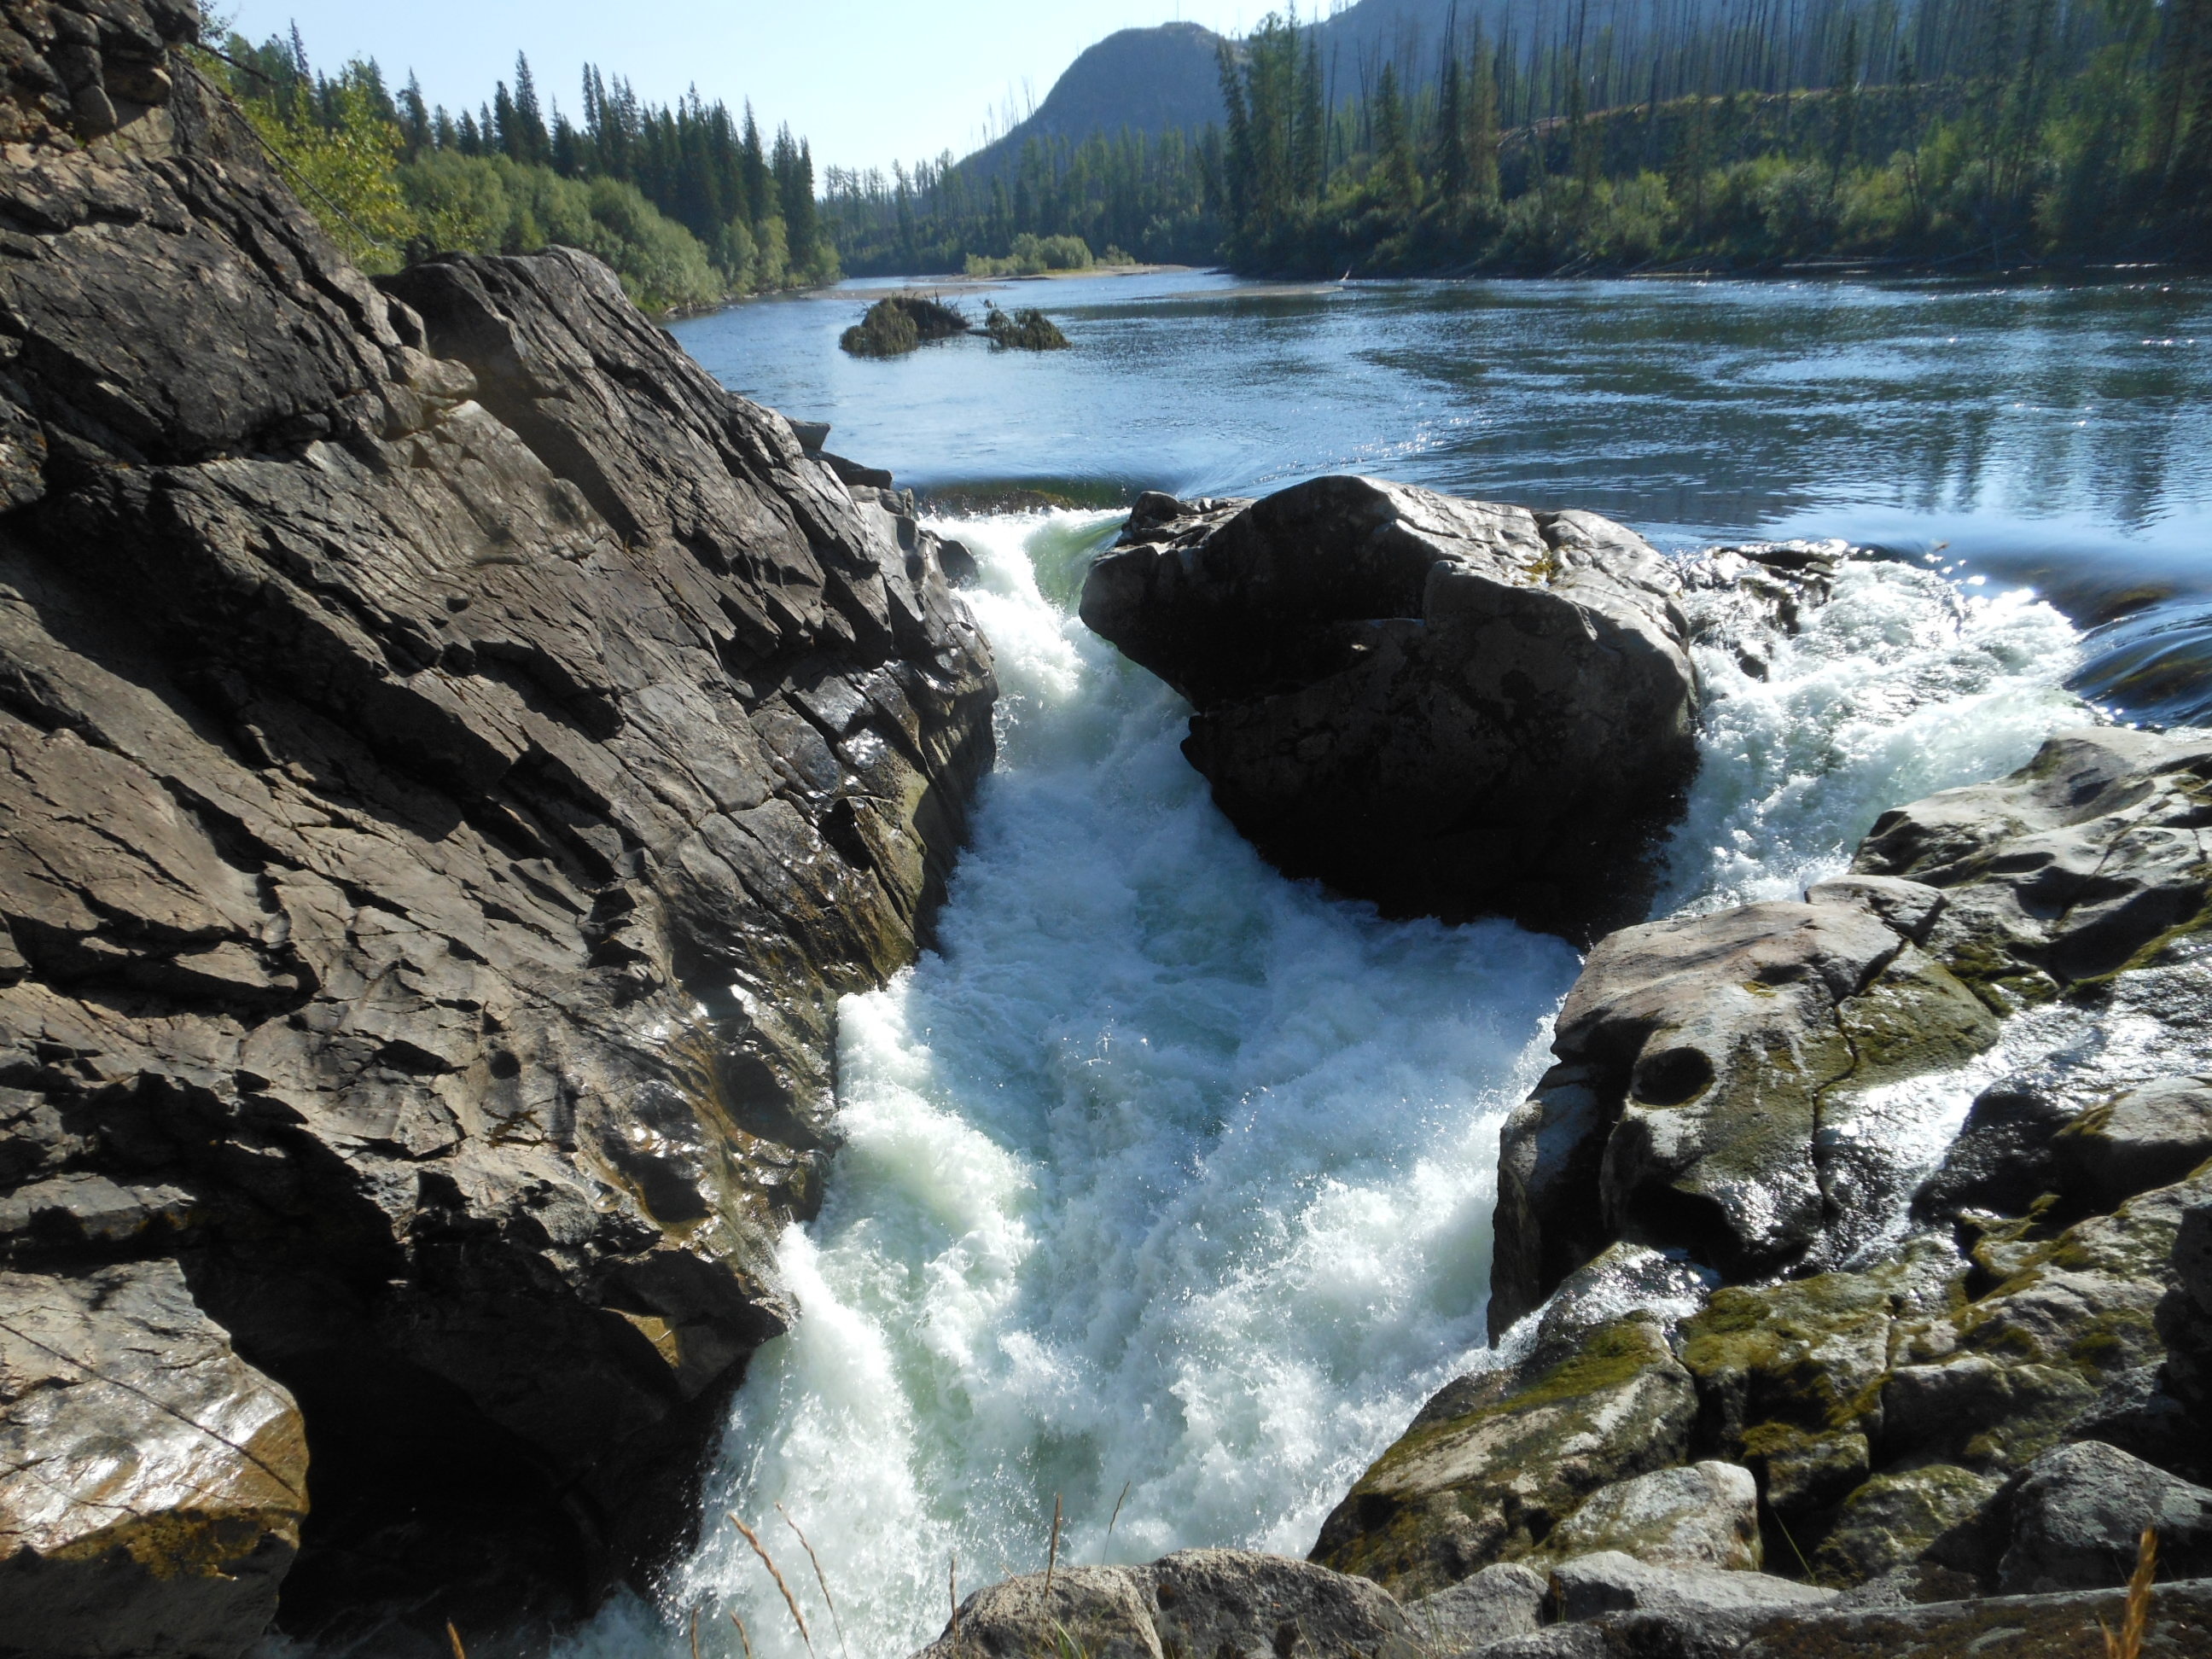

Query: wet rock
[[1402, 1563, 1547, 1652], [1540, 1463, 1761, 1570], [2052, 1077, 2212, 1214], [1995, 1441, 2212, 1592], [0, 1260, 307, 1659], [907, 1549, 1416, 1659], [1080, 477, 1699, 942], [1911, 1073, 2076, 1227], [1678, 1245, 1953, 1529], [1494, 726, 2212, 1330], [1309, 1315, 1695, 1597], [1493, 899, 1993, 1328], [1676, 541, 1845, 683], [0, 6, 995, 1645], [1854, 726, 2212, 1006], [1544, 1551, 1837, 1622]]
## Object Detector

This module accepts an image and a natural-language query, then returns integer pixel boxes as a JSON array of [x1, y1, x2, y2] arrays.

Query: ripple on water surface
[[562, 511, 2090, 1659]]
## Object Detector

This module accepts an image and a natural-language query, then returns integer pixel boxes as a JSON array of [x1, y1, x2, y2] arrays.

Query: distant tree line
[[208, 28, 836, 311], [830, 0, 2212, 276], [824, 128, 1227, 275], [1211, 0, 2212, 272]]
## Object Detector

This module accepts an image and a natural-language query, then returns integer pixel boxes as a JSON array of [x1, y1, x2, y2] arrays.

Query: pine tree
[[1372, 62, 1418, 210], [1438, 51, 1469, 197], [512, 53, 550, 165]]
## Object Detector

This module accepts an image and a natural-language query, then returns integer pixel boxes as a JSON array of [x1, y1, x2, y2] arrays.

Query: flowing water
[[562, 272, 2209, 1659]]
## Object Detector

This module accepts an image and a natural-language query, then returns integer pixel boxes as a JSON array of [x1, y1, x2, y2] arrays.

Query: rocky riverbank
[[0, 4, 993, 1654], [996, 484, 2212, 1658]]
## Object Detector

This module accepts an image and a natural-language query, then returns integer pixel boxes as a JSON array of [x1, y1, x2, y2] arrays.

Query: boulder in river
[[1080, 478, 1701, 941]]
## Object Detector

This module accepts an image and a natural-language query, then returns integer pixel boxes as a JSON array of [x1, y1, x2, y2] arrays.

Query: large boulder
[[1492, 728, 2212, 1331], [1995, 1441, 2212, 1593], [1079, 479, 1698, 940], [0, 1261, 307, 1659], [0, 6, 994, 1649], [1492, 887, 1993, 1328], [908, 1550, 1416, 1659]]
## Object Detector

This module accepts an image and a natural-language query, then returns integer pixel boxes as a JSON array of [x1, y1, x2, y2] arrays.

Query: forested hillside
[[212, 0, 2210, 298], [208, 30, 836, 311], [830, 0, 2212, 276]]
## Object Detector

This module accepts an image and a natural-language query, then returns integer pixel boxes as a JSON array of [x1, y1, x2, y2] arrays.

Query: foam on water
[[566, 520, 2086, 1659], [1662, 558, 2084, 913]]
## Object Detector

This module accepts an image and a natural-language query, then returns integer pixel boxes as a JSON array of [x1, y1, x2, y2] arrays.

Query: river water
[[565, 271, 2209, 1659]]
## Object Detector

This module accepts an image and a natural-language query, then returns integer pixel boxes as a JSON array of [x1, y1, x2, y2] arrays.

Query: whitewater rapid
[[568, 515, 2084, 1659]]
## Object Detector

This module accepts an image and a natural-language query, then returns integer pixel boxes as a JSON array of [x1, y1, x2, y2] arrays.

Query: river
[[563, 271, 2209, 1659]]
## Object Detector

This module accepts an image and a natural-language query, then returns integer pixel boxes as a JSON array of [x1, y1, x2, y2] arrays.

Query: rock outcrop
[[911, 1550, 1417, 1659], [0, 5, 993, 1652], [911, 1545, 2212, 1659], [1313, 728, 2212, 1614], [1079, 479, 1700, 941]]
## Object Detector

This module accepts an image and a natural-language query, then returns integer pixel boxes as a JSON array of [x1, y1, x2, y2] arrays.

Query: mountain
[[958, 20, 1231, 179], [955, 0, 1729, 178]]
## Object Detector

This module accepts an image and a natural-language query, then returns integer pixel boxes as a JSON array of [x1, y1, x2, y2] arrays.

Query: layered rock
[[1313, 728, 2212, 1610], [0, 5, 993, 1651], [1079, 479, 1700, 940]]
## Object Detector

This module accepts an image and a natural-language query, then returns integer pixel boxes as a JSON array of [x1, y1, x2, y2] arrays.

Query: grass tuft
[[730, 1511, 816, 1656], [2101, 1525, 2159, 1659]]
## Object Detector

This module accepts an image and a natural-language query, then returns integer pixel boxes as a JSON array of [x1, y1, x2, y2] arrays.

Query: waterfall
[[566, 511, 2081, 1659]]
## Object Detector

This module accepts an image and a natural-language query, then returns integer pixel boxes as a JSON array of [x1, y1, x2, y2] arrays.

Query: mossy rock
[[1680, 1260, 1908, 1455], [1309, 1315, 1694, 1598], [1808, 1464, 2000, 1585]]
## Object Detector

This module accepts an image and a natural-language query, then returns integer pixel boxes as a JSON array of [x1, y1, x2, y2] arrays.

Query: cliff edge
[[0, 4, 995, 1653]]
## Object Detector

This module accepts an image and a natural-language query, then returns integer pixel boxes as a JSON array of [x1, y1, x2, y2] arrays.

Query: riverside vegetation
[[208, 29, 838, 311], [824, 0, 2212, 276]]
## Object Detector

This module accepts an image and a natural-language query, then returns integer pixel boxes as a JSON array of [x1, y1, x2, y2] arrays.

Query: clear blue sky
[[217, 1, 1264, 173]]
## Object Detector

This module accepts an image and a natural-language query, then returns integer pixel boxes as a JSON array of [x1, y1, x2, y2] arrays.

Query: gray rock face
[[0, 1260, 306, 1659], [1493, 726, 2212, 1332], [1723, 1578, 2212, 1657], [907, 1549, 1415, 1659], [1996, 1441, 2212, 1592], [0, 6, 994, 1650], [1308, 1314, 1696, 1598], [1854, 726, 2212, 1005], [1079, 478, 1698, 941], [1402, 1563, 1547, 1652], [1540, 1462, 1761, 1570], [2163, 1185, 2212, 1423], [1542, 1551, 1837, 1622], [1492, 890, 1993, 1328]]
